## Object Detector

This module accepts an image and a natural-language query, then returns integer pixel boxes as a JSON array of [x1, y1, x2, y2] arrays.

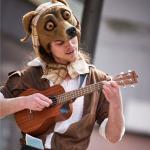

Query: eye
[[45, 21, 55, 31], [62, 10, 71, 20], [55, 41, 64, 45]]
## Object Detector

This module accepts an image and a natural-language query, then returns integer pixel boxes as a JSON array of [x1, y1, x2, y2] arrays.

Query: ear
[[51, 0, 69, 7], [22, 11, 38, 35], [20, 11, 38, 42]]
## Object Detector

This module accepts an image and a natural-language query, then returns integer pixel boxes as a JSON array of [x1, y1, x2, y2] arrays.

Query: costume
[[0, 61, 109, 150], [0, 0, 110, 149]]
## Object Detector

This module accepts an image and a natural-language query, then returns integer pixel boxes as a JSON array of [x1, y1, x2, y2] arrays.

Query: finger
[[102, 81, 109, 85], [106, 75, 112, 81], [33, 101, 45, 109], [103, 81, 119, 93], [29, 103, 43, 111], [33, 96, 49, 108], [35, 106, 44, 111], [102, 89, 110, 101], [103, 85, 113, 94], [36, 98, 50, 107], [109, 81, 119, 88], [36, 93, 52, 104], [102, 81, 112, 87]]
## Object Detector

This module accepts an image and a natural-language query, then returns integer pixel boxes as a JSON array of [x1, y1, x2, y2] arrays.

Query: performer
[[0, 0, 125, 150]]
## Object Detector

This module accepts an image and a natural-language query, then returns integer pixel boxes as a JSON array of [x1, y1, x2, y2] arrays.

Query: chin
[[70, 55, 77, 62], [64, 53, 78, 64]]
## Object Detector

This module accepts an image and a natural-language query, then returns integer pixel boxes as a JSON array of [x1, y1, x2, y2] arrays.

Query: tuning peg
[[127, 70, 133, 76], [130, 85, 135, 88], [120, 72, 124, 77], [120, 72, 124, 75]]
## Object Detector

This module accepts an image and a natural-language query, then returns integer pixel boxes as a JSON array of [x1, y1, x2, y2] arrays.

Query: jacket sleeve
[[94, 68, 110, 126], [96, 90, 109, 126]]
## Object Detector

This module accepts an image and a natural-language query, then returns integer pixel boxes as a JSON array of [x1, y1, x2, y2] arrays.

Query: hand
[[23, 93, 52, 111], [102, 81, 122, 108]]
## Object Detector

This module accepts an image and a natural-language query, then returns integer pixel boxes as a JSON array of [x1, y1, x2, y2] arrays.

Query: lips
[[65, 47, 77, 54], [66, 50, 74, 54]]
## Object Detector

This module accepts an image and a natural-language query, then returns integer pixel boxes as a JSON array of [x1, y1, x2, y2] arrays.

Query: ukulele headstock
[[112, 70, 138, 87]]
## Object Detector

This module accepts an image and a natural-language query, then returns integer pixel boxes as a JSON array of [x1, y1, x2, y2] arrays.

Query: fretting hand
[[102, 81, 122, 108]]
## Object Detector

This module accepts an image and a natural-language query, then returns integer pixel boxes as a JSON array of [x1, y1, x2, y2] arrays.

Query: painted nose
[[66, 27, 77, 38]]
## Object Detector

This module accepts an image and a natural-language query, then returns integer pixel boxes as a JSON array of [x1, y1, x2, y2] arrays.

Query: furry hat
[[21, 0, 81, 63]]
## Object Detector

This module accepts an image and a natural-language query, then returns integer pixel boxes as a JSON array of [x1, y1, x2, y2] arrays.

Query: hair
[[79, 48, 91, 64]]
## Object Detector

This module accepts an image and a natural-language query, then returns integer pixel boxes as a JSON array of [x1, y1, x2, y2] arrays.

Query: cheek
[[51, 46, 64, 57], [71, 37, 78, 46]]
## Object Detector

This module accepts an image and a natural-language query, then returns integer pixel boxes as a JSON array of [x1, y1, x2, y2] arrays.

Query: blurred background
[[0, 0, 150, 150]]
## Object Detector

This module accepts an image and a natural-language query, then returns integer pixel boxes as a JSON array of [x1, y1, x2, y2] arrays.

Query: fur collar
[[27, 56, 89, 84]]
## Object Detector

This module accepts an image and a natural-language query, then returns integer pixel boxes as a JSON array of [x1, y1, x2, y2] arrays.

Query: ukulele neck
[[55, 81, 103, 104]]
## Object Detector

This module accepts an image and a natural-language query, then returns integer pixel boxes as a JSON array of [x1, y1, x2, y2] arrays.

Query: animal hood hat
[[21, 0, 81, 62]]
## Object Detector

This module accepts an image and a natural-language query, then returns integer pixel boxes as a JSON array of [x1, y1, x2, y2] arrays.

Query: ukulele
[[15, 70, 138, 136]]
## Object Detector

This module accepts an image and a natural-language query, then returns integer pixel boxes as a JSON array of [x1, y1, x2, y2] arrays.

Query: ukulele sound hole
[[60, 104, 69, 114]]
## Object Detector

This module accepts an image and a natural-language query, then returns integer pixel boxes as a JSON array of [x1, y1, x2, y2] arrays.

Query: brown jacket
[[0, 66, 109, 150]]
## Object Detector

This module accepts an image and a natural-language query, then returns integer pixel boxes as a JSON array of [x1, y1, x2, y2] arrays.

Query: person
[[0, 0, 125, 150]]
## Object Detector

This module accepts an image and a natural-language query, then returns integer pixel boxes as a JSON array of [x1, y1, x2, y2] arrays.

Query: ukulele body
[[15, 85, 72, 136]]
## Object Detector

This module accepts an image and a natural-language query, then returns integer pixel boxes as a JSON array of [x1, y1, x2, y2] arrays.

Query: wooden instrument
[[15, 70, 138, 136]]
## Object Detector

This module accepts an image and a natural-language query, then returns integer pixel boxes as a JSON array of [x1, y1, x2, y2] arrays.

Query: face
[[51, 36, 78, 64]]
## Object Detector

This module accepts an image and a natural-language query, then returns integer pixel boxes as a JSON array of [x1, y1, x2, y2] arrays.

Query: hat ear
[[21, 11, 37, 42], [51, 0, 69, 6]]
